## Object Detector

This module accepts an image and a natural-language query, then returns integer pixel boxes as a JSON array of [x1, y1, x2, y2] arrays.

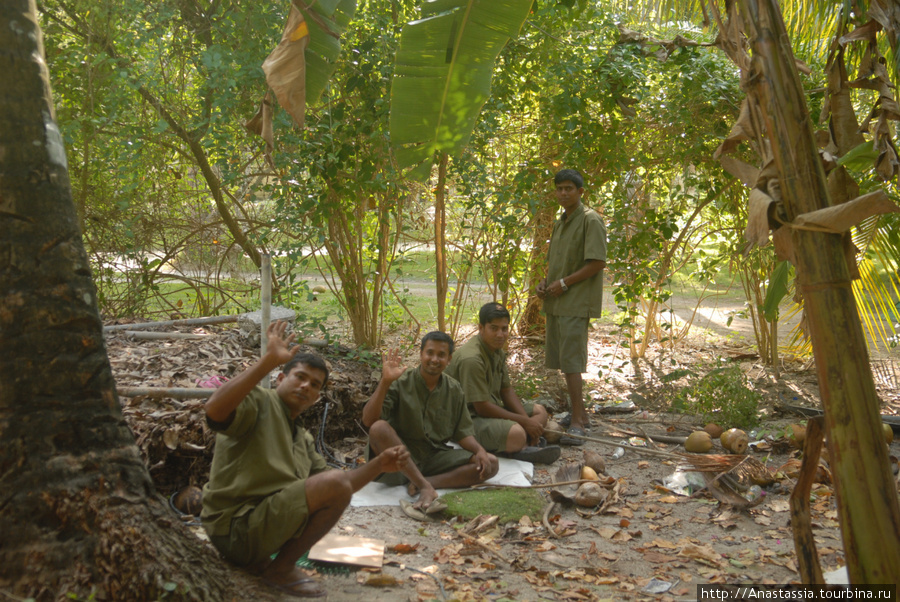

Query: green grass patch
[[442, 487, 545, 523]]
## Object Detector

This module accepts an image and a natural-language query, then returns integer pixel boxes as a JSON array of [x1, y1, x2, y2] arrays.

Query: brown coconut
[[721, 428, 749, 454], [173, 485, 203, 516], [574, 482, 607, 507], [545, 419, 563, 444], [583, 450, 606, 475], [703, 423, 724, 439], [789, 424, 807, 449], [685, 430, 713, 453]]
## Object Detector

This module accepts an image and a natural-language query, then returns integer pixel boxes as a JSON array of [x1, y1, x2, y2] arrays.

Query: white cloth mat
[[351, 457, 534, 507]]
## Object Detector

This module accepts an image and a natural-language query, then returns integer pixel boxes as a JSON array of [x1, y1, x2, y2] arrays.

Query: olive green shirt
[[201, 387, 327, 537], [445, 335, 510, 416], [380, 367, 475, 461], [543, 203, 608, 318]]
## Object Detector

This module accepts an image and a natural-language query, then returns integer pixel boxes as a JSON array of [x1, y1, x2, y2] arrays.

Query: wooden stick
[[471, 478, 593, 490], [105, 315, 239, 332], [596, 424, 688, 445], [542, 501, 558, 539], [790, 416, 826, 584], [124, 331, 212, 340], [117, 387, 215, 399], [544, 429, 682, 460]]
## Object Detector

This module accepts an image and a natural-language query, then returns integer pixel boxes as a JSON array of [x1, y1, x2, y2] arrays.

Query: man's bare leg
[[261, 471, 352, 590], [422, 457, 499, 490], [505, 424, 528, 452], [368, 420, 441, 510], [532, 403, 549, 427], [565, 372, 588, 431]]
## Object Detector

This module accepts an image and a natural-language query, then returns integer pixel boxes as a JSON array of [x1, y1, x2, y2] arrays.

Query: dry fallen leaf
[[361, 573, 401, 587], [389, 543, 420, 554]]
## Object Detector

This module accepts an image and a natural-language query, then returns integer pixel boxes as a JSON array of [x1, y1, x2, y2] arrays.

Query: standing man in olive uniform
[[536, 169, 607, 445]]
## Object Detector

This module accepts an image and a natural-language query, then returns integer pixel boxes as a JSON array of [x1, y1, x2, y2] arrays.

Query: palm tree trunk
[[0, 3, 247, 599], [735, 0, 900, 583]]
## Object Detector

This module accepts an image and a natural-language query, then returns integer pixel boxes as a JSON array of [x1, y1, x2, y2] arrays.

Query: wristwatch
[[559, 278, 568, 292]]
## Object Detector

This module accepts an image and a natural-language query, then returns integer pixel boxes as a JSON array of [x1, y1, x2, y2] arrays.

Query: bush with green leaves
[[671, 364, 761, 429]]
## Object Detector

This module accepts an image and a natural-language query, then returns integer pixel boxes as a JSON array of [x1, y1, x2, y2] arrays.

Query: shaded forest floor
[[108, 313, 900, 601]]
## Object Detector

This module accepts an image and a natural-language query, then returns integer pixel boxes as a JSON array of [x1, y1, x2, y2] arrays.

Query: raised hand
[[266, 321, 299, 364], [380, 348, 406, 383]]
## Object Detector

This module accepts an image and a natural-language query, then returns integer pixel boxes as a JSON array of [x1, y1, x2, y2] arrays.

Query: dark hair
[[282, 353, 330, 384], [554, 168, 584, 189], [420, 331, 454, 354], [479, 302, 510, 326]]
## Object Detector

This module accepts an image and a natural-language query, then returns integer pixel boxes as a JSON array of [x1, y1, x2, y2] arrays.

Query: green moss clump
[[442, 487, 545, 523]]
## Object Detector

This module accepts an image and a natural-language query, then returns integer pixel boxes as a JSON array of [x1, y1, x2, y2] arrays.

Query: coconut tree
[[0, 2, 277, 599]]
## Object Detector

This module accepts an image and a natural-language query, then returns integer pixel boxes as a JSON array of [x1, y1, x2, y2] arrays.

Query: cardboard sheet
[[308, 533, 385, 568]]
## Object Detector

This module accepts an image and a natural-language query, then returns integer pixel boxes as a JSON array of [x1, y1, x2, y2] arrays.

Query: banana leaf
[[303, 0, 357, 106], [258, 0, 356, 130], [389, 0, 534, 180]]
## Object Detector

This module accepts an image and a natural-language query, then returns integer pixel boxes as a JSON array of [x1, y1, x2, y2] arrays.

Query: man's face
[[555, 180, 583, 211], [479, 317, 510, 352], [276, 363, 326, 415], [419, 340, 452, 378]]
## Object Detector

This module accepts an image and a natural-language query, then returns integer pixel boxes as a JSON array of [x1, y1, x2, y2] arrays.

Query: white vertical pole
[[261, 253, 272, 387]]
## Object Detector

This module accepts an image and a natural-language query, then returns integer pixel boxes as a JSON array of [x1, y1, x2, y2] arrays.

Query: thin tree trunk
[[434, 152, 449, 332], [0, 3, 262, 599], [736, 0, 900, 583]]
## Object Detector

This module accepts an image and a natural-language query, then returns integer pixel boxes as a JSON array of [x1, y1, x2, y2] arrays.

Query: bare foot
[[413, 485, 439, 511]]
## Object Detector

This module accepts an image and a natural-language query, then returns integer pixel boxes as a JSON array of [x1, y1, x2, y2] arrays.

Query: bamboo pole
[[736, 0, 900, 583]]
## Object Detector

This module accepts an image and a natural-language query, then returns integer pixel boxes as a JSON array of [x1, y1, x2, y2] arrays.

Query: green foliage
[[671, 364, 761, 429], [443, 487, 545, 523], [389, 0, 534, 179]]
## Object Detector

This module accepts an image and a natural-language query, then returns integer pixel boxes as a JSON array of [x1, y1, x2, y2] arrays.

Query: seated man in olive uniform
[[362, 331, 498, 513], [202, 321, 409, 598], [446, 302, 560, 465]]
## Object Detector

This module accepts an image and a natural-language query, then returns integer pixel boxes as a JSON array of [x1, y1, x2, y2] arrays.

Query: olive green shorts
[[375, 446, 474, 487], [208, 479, 310, 566], [544, 314, 589, 373], [471, 400, 537, 452]]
